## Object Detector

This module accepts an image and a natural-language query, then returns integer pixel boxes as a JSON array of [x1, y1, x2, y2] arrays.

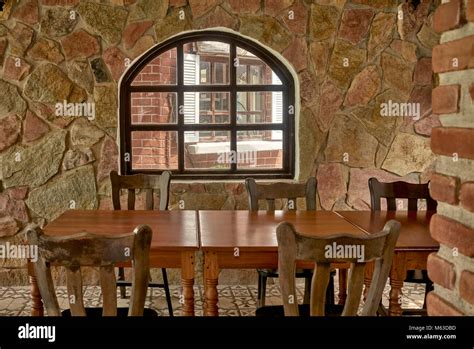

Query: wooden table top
[[199, 210, 368, 251], [44, 210, 199, 251], [336, 210, 438, 251]]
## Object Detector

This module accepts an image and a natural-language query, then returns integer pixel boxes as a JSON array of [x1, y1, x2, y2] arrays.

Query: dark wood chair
[[110, 170, 173, 315], [26, 224, 156, 316], [368, 177, 437, 315], [245, 177, 336, 308], [256, 220, 400, 316]]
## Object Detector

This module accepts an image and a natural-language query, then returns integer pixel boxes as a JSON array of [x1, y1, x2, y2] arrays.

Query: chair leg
[[303, 276, 311, 304], [257, 274, 267, 308], [118, 267, 127, 299], [161, 268, 173, 317], [325, 272, 335, 305], [423, 281, 434, 309]]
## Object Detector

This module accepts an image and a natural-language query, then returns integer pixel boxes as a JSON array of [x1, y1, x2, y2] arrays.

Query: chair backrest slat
[[26, 224, 152, 317], [110, 170, 171, 211], [368, 178, 437, 211], [277, 220, 400, 316], [245, 177, 317, 211]]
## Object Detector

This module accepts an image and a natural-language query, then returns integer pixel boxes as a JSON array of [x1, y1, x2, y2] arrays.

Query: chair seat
[[257, 268, 314, 278], [405, 270, 431, 284], [256, 303, 344, 317], [61, 307, 158, 317]]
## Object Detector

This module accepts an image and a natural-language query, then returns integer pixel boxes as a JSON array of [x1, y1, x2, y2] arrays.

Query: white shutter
[[272, 72, 283, 140], [183, 53, 200, 143]]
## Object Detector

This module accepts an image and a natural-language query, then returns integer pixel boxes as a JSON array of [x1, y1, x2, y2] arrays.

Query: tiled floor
[[0, 279, 426, 316]]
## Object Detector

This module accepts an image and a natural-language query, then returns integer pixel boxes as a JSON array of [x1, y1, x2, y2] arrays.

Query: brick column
[[427, 0, 474, 316]]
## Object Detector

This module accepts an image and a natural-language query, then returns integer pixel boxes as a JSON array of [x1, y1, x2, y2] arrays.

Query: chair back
[[368, 177, 437, 211], [277, 220, 400, 316], [26, 224, 152, 316], [110, 170, 171, 210], [245, 177, 317, 211]]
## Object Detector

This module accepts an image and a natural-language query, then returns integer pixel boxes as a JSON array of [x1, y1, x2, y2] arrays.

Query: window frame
[[120, 31, 295, 180]]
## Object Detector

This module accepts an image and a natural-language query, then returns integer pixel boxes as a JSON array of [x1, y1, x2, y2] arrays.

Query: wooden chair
[[257, 220, 400, 316], [26, 224, 155, 317], [245, 177, 337, 308], [110, 170, 173, 315], [368, 177, 436, 315]]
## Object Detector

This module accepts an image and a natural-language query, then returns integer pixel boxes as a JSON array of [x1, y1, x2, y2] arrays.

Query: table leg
[[389, 253, 406, 316], [338, 269, 347, 305], [181, 251, 195, 316], [204, 251, 219, 316], [363, 262, 375, 301], [28, 262, 43, 316]]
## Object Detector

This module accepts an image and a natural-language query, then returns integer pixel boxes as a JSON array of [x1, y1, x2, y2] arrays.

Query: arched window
[[120, 31, 295, 179]]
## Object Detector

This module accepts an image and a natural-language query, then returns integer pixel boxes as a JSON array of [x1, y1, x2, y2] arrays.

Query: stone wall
[[0, 0, 440, 285], [426, 0, 474, 316]]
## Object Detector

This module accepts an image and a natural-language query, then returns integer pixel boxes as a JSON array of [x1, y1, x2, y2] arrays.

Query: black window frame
[[120, 31, 295, 180]]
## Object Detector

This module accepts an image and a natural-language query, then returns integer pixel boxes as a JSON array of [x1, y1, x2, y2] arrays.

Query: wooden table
[[199, 210, 367, 316], [28, 210, 199, 316], [336, 210, 438, 316]]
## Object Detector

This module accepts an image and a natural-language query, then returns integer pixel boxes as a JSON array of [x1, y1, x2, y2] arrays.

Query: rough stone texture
[[77, 2, 128, 45], [397, 0, 431, 40], [27, 38, 65, 64], [137, 0, 168, 20], [103, 47, 128, 82], [316, 163, 347, 210], [283, 37, 307, 72], [299, 108, 325, 180], [62, 148, 95, 170], [391, 39, 418, 63], [26, 165, 98, 222], [3, 56, 31, 81], [415, 114, 441, 136], [189, 0, 220, 18], [24, 63, 87, 104], [40, 7, 78, 37], [195, 6, 238, 30], [94, 85, 118, 129], [264, 0, 293, 17], [317, 80, 343, 131], [90, 58, 111, 83], [0, 80, 27, 116], [382, 133, 435, 176], [283, 0, 308, 35], [129, 35, 155, 59], [309, 41, 329, 79], [0, 216, 19, 238], [339, 8, 373, 44], [325, 115, 378, 167], [381, 52, 414, 97], [0, 130, 66, 189], [0, 25, 8, 37], [414, 57, 433, 85], [0, 115, 20, 152], [310, 4, 340, 42], [12, 0, 39, 25], [66, 60, 94, 94], [344, 65, 381, 106], [328, 40, 366, 89], [23, 110, 50, 143], [0, 38, 7, 65], [299, 70, 319, 103], [70, 118, 105, 147], [97, 137, 119, 182], [240, 15, 292, 53], [347, 168, 418, 210], [10, 22, 34, 55], [0, 191, 29, 223], [155, 8, 192, 43], [368, 12, 396, 60], [61, 30, 100, 60], [417, 22, 440, 50], [227, 0, 260, 14], [351, 0, 397, 8], [122, 20, 153, 50]]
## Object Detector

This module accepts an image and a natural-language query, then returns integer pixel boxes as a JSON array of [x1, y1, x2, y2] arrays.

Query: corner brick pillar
[[427, 0, 474, 315]]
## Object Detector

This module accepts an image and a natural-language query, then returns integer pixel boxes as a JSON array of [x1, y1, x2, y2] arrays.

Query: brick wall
[[427, 0, 474, 316]]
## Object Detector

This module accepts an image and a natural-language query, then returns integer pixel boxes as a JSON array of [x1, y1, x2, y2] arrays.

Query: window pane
[[184, 41, 230, 85], [131, 48, 177, 86], [236, 47, 282, 85], [237, 131, 283, 169], [185, 131, 231, 169], [131, 92, 177, 124], [237, 91, 283, 125], [131, 131, 178, 170], [185, 92, 230, 124]]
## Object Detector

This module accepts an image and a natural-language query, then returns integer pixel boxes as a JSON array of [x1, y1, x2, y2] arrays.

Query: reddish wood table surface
[[29, 210, 199, 316], [199, 210, 367, 316], [336, 210, 438, 316]]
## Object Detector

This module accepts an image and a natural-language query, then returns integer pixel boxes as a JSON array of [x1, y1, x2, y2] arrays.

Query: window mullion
[[230, 43, 237, 173], [177, 43, 184, 173]]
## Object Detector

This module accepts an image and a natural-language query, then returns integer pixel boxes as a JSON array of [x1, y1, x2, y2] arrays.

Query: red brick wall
[[427, 0, 474, 316]]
